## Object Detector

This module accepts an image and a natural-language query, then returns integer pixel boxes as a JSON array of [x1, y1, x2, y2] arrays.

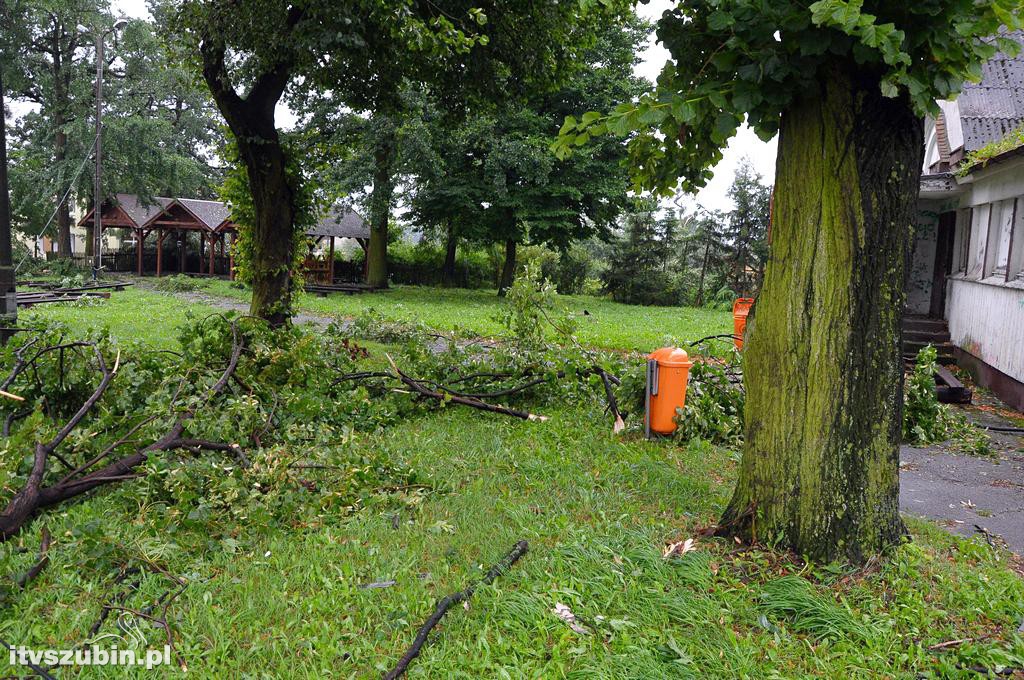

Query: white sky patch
[[634, 0, 777, 213]]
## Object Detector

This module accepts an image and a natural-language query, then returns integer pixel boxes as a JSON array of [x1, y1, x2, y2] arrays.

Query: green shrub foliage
[[903, 345, 991, 456]]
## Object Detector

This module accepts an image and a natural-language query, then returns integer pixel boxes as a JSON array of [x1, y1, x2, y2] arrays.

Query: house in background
[[911, 31, 1024, 410]]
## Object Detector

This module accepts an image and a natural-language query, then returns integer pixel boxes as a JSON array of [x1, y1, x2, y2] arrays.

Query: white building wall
[[945, 277, 1024, 382]]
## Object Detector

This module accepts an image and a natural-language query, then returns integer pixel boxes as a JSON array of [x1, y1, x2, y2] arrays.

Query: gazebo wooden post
[[177, 231, 185, 274], [228, 233, 235, 280], [136, 227, 143, 275], [156, 230, 164, 277], [208, 232, 215, 274], [328, 237, 335, 284]]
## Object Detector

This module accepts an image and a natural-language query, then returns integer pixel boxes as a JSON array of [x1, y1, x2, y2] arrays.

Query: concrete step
[[904, 329, 952, 344], [902, 316, 949, 333], [903, 340, 957, 365]]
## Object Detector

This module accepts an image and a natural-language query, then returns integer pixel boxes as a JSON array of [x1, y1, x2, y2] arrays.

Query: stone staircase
[[902, 316, 956, 365]]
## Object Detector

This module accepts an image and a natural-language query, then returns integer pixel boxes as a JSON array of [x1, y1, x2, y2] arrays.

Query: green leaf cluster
[[554, 0, 1024, 194]]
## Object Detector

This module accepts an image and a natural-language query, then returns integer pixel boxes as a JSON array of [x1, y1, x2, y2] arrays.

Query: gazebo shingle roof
[[307, 204, 370, 240], [178, 198, 232, 230], [114, 193, 173, 228]]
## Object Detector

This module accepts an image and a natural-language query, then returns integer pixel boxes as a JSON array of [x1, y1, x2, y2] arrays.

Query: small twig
[[383, 540, 529, 680], [15, 526, 51, 588], [927, 637, 980, 651]]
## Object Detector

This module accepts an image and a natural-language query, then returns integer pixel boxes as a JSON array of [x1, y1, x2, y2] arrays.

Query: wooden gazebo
[[304, 204, 370, 284], [79, 194, 238, 277]]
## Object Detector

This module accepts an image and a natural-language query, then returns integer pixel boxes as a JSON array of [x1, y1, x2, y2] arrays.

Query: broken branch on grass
[[385, 355, 547, 422], [15, 526, 51, 588], [383, 540, 529, 680], [0, 324, 244, 542]]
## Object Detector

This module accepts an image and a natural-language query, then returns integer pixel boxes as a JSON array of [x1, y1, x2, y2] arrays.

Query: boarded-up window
[[966, 204, 990, 279], [987, 199, 1016, 278]]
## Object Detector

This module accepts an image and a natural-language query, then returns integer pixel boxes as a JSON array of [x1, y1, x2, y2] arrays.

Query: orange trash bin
[[645, 347, 693, 436], [733, 298, 754, 350]]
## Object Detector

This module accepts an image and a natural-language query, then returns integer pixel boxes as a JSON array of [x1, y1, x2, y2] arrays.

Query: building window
[[1008, 198, 1024, 282], [966, 204, 990, 278], [961, 198, 1024, 283], [953, 209, 971, 274]]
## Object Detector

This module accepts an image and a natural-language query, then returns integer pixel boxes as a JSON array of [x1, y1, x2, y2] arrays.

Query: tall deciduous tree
[[557, 0, 1024, 561], [11, 0, 103, 257], [175, 1, 486, 322], [410, 15, 647, 295], [8, 7, 222, 254]]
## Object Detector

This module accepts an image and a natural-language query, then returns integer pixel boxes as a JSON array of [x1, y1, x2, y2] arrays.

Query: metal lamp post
[[0, 67, 16, 342], [91, 18, 127, 281]]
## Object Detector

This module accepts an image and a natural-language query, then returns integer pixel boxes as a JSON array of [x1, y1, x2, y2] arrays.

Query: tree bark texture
[[498, 238, 517, 296], [52, 30, 73, 259], [366, 119, 396, 289], [442, 222, 458, 287], [719, 66, 923, 563], [200, 29, 298, 327]]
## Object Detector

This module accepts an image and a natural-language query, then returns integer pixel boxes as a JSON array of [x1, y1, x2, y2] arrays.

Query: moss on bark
[[720, 66, 923, 563]]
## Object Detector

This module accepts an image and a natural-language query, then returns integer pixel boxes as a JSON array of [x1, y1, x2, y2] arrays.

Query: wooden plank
[[934, 364, 972, 404]]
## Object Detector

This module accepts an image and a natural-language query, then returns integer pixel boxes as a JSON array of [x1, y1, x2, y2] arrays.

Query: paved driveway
[[900, 409, 1024, 553]]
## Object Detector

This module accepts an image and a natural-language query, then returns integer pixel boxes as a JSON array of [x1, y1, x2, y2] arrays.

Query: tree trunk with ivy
[[201, 31, 298, 327], [719, 66, 923, 563]]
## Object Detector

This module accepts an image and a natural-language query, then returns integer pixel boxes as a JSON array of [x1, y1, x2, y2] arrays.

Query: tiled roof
[[112, 194, 232, 231], [178, 198, 231, 230], [307, 204, 370, 239], [959, 31, 1024, 151], [114, 193, 173, 228]]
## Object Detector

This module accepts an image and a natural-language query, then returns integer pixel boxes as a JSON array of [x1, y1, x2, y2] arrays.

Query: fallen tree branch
[[383, 540, 529, 680], [0, 325, 244, 542], [0, 636, 58, 680], [592, 366, 625, 433], [385, 355, 547, 422]]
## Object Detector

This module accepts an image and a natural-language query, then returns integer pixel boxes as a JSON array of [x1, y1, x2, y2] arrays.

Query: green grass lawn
[[19, 287, 225, 349], [199, 279, 732, 352], [3, 286, 1023, 678]]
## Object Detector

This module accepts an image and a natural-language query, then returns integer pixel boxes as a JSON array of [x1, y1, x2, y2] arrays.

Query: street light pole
[[91, 28, 104, 281], [91, 19, 126, 282], [0, 67, 17, 342]]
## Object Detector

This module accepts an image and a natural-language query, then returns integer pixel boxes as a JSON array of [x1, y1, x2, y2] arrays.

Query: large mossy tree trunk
[[366, 118, 397, 289], [240, 140, 295, 327], [719, 66, 923, 563]]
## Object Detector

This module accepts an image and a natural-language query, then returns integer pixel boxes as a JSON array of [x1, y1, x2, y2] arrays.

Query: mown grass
[[18, 288, 226, 349], [199, 279, 732, 351], [3, 288, 1023, 678]]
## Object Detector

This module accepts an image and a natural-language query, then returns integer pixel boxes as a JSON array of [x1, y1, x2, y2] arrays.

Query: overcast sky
[[75, 0, 779, 213]]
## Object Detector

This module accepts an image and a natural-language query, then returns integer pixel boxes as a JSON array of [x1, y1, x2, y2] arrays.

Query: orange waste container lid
[[733, 298, 755, 315], [648, 347, 693, 368]]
